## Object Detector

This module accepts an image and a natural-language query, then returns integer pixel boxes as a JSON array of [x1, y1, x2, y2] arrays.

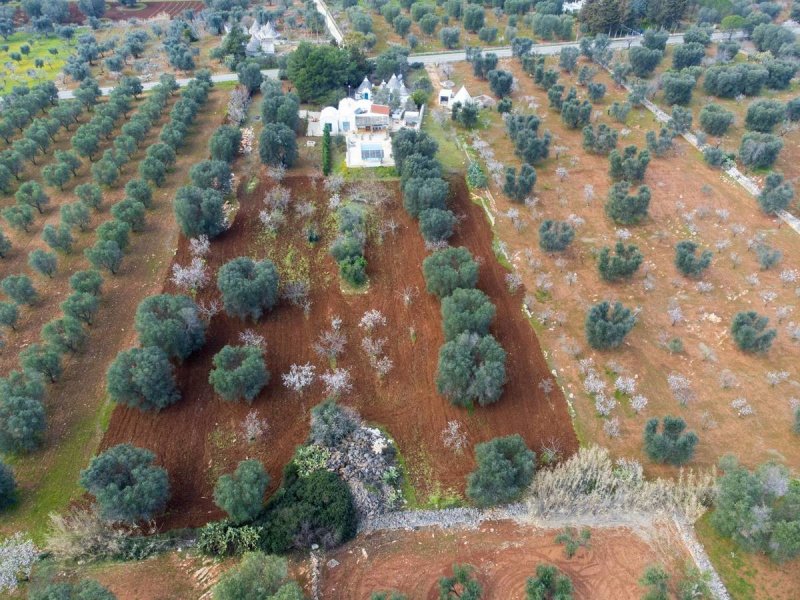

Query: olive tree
[[758, 173, 794, 214], [699, 103, 734, 136], [644, 416, 698, 465], [436, 332, 506, 407], [213, 459, 270, 524], [217, 257, 280, 320], [41, 316, 86, 353], [209, 344, 270, 403], [466, 434, 535, 506], [745, 99, 786, 133], [79, 443, 170, 523], [585, 301, 635, 350], [0, 395, 45, 454], [1, 274, 36, 305], [503, 164, 536, 202], [259, 123, 298, 168], [441, 288, 495, 341], [740, 132, 783, 169], [174, 185, 227, 239], [731, 311, 776, 353], [210, 125, 242, 163], [605, 183, 651, 225], [419, 208, 456, 243], [538, 220, 574, 252], [597, 242, 643, 281], [70, 269, 103, 295], [422, 246, 478, 298], [107, 346, 180, 411], [28, 249, 57, 278], [675, 240, 712, 278], [134, 294, 206, 360], [213, 552, 303, 600]]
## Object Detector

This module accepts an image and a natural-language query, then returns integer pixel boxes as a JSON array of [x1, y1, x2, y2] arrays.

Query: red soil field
[[321, 520, 685, 599], [99, 173, 577, 529], [104, 2, 206, 21]]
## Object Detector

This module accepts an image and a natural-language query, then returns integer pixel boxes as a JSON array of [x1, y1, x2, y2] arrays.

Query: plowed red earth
[[322, 520, 683, 599], [104, 2, 205, 20], [100, 173, 577, 529]]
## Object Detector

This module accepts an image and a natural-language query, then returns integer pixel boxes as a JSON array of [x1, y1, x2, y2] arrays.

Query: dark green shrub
[[257, 465, 356, 553], [0, 460, 16, 510]]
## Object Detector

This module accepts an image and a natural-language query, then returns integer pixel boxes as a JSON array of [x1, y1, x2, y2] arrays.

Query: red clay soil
[[99, 174, 577, 530], [104, 2, 206, 20], [321, 520, 684, 599]]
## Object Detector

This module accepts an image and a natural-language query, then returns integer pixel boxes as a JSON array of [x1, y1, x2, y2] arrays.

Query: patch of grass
[[3, 396, 112, 543], [695, 512, 757, 600], [423, 114, 466, 173], [0, 32, 77, 94]]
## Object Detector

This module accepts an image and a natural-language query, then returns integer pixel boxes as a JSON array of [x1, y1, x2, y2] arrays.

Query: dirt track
[[322, 520, 683, 599], [99, 174, 577, 529]]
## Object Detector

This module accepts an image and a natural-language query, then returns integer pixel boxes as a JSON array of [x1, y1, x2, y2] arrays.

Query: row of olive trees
[[393, 128, 509, 408], [0, 75, 215, 508]]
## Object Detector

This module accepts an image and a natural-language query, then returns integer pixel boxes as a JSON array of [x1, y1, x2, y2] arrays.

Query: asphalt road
[[56, 22, 800, 98]]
